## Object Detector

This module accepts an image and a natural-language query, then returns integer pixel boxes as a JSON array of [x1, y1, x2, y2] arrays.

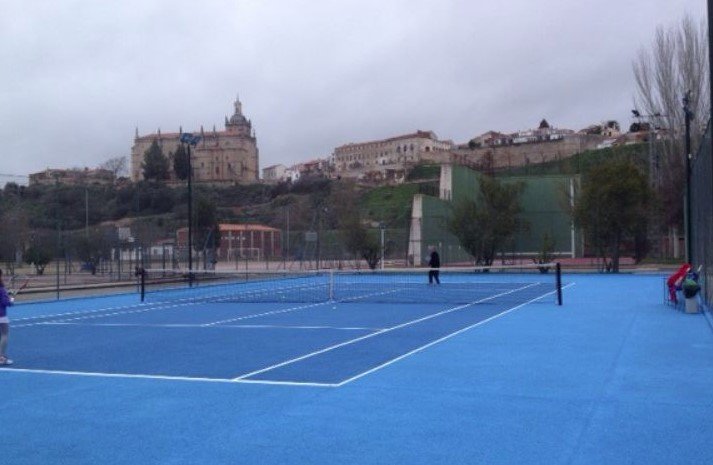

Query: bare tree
[[100, 156, 128, 179], [632, 14, 709, 230]]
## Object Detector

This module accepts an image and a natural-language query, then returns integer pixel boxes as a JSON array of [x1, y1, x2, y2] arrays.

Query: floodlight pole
[[181, 132, 201, 286], [683, 92, 693, 264]]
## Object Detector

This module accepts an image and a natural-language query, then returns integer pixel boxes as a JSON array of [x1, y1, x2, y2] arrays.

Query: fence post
[[556, 262, 563, 306]]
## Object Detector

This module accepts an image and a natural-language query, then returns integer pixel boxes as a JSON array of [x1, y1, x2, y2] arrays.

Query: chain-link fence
[[691, 121, 713, 308]]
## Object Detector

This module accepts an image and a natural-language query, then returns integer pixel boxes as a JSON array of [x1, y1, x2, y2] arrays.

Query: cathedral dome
[[229, 112, 249, 125], [226, 96, 250, 128]]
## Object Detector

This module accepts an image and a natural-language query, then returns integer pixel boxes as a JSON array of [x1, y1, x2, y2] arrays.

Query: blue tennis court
[[7, 268, 560, 385], [3, 272, 713, 464]]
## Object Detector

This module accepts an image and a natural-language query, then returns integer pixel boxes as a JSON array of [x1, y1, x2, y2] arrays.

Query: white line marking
[[232, 378, 339, 387], [14, 298, 332, 328], [13, 302, 149, 323], [40, 321, 381, 331], [13, 300, 205, 327], [336, 285, 574, 386], [232, 283, 541, 381], [221, 324, 381, 331], [0, 367, 337, 387], [201, 301, 331, 326]]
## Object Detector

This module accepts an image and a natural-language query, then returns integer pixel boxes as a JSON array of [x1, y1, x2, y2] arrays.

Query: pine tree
[[142, 140, 169, 181]]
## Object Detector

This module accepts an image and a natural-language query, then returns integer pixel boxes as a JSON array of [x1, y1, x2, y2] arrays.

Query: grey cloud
[[0, 0, 706, 177]]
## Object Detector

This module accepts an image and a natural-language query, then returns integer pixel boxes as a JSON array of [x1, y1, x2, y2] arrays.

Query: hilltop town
[[26, 97, 653, 188]]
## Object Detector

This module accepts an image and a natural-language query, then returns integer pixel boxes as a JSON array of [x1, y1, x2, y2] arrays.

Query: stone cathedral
[[131, 97, 259, 184]]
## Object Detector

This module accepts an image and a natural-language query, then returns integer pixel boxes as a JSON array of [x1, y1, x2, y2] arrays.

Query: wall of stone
[[449, 134, 605, 171]]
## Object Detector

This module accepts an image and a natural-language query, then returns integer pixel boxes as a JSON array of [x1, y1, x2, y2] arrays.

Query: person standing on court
[[0, 269, 15, 366], [428, 245, 441, 285]]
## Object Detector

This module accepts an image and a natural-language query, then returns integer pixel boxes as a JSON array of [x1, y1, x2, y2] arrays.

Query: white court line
[[199, 287, 403, 326], [232, 282, 541, 381], [15, 297, 333, 329], [40, 321, 382, 331], [13, 298, 218, 327], [220, 324, 381, 331], [0, 367, 337, 387], [14, 302, 152, 323], [201, 300, 332, 326], [336, 282, 576, 386]]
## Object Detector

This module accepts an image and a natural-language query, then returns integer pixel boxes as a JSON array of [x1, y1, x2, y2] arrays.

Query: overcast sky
[[0, 0, 707, 181]]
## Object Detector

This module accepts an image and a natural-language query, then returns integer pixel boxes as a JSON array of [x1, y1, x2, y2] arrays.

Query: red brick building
[[177, 223, 282, 260]]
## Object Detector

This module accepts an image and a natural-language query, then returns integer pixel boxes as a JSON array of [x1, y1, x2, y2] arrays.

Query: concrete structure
[[131, 97, 259, 184], [291, 159, 330, 179], [262, 164, 287, 183], [332, 130, 453, 182], [29, 168, 115, 186], [177, 223, 282, 261]]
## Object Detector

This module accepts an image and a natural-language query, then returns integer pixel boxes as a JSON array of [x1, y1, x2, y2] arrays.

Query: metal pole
[[649, 124, 655, 187], [187, 142, 193, 286], [380, 224, 385, 270], [709, 0, 713, 269], [316, 210, 321, 270], [140, 268, 145, 302], [556, 262, 563, 306], [56, 222, 60, 300], [55, 178, 61, 299], [683, 91, 693, 263], [85, 186, 89, 238]]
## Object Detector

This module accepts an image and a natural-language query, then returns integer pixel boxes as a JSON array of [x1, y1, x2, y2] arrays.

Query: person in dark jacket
[[428, 246, 440, 285], [0, 269, 15, 366]]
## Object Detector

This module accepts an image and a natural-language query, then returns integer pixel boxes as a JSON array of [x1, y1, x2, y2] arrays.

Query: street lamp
[[180, 132, 201, 285]]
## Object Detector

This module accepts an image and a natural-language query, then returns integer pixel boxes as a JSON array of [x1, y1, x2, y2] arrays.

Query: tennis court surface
[[6, 266, 563, 385], [3, 271, 713, 464]]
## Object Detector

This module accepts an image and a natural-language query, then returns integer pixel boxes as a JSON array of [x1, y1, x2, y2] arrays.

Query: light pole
[[54, 176, 61, 299], [683, 91, 694, 263], [180, 132, 201, 285]]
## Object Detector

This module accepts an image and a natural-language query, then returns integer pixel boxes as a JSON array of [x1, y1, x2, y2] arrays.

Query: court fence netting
[[138, 262, 563, 307], [691, 120, 713, 310]]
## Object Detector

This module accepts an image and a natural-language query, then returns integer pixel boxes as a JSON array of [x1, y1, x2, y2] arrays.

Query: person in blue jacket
[[0, 269, 15, 366]]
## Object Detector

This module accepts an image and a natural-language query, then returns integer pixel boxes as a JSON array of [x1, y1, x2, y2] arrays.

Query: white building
[[262, 164, 287, 183], [332, 130, 453, 182]]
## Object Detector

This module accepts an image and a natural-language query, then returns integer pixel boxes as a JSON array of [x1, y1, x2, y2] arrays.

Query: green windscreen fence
[[416, 165, 579, 265]]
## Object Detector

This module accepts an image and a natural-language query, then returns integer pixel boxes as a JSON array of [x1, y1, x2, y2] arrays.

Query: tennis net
[[139, 263, 563, 306]]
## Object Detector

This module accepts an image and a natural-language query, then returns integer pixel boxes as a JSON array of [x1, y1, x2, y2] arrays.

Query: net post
[[137, 267, 146, 302], [555, 262, 562, 306], [328, 269, 334, 302]]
